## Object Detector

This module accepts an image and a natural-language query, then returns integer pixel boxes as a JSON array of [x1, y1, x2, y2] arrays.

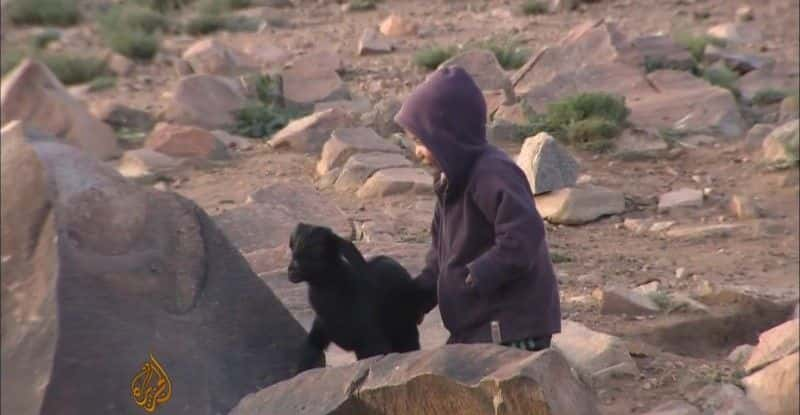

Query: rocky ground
[[2, 0, 799, 414]]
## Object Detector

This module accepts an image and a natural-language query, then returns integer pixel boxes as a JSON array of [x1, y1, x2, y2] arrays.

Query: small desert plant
[[1, 49, 25, 76], [7, 0, 80, 26], [413, 45, 456, 70], [185, 15, 226, 35], [195, 0, 252, 14], [751, 88, 792, 106], [347, 0, 378, 11], [648, 291, 672, 310], [231, 75, 303, 138], [88, 76, 117, 92], [643, 55, 698, 74], [521, 0, 548, 15], [40, 54, 107, 85], [136, 0, 195, 12], [31, 30, 61, 50], [518, 92, 629, 152], [479, 39, 530, 70], [703, 65, 740, 95], [99, 4, 166, 60], [104, 31, 160, 60], [550, 252, 573, 264], [673, 31, 726, 62]]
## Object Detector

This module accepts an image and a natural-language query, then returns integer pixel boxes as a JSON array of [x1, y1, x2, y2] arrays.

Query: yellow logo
[[130, 353, 172, 413]]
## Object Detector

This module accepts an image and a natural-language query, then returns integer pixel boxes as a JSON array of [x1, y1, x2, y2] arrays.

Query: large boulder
[[0, 59, 119, 160], [269, 108, 353, 153], [162, 74, 246, 130], [229, 345, 601, 415], [627, 70, 744, 138], [762, 120, 799, 165], [281, 52, 348, 110], [334, 152, 412, 192], [552, 320, 639, 384], [441, 50, 514, 112], [737, 61, 800, 103], [744, 319, 799, 373], [316, 127, 402, 176], [0, 135, 313, 415], [516, 132, 580, 195], [182, 38, 257, 77], [743, 352, 799, 415]]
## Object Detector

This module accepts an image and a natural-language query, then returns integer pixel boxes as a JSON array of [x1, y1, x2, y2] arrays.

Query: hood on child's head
[[394, 66, 488, 193]]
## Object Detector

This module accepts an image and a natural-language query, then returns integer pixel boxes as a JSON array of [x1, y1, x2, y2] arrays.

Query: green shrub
[[8, 0, 80, 26], [413, 46, 456, 70], [481, 40, 529, 70], [751, 88, 791, 106], [137, 0, 194, 12], [643, 55, 697, 74], [185, 15, 226, 35], [518, 92, 629, 152], [1, 49, 26, 76], [347, 0, 377, 11], [196, 0, 251, 14], [232, 105, 295, 138], [703, 65, 739, 94], [31, 30, 61, 50], [104, 31, 160, 60], [88, 76, 117, 92], [100, 4, 170, 34], [521, 0, 548, 15], [673, 31, 726, 62], [40, 54, 107, 85]]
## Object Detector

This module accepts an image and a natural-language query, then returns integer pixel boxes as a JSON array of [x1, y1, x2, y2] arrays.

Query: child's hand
[[465, 274, 477, 289]]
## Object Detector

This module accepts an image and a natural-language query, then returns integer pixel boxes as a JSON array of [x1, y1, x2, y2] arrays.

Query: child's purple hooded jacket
[[395, 66, 561, 344]]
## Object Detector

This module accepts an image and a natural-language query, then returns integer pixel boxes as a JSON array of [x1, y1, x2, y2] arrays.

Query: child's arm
[[467, 161, 545, 297], [414, 209, 440, 316]]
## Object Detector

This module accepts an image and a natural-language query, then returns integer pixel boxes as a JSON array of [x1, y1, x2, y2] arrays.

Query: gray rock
[[738, 61, 800, 103], [744, 123, 776, 149], [357, 28, 393, 55], [163, 74, 246, 130], [92, 102, 155, 132], [281, 51, 348, 110], [704, 44, 772, 74], [0, 137, 312, 415], [361, 98, 403, 137], [600, 287, 661, 315], [356, 167, 433, 198], [694, 383, 763, 415], [269, 108, 353, 153], [658, 188, 704, 212], [335, 152, 412, 192], [779, 95, 799, 123], [552, 320, 639, 384], [728, 194, 763, 220], [535, 185, 626, 225], [211, 130, 254, 151], [516, 132, 580, 195], [728, 344, 756, 365], [316, 127, 401, 176], [707, 22, 763, 45], [665, 224, 745, 239], [440, 49, 513, 96], [762, 119, 799, 165], [313, 97, 372, 116], [117, 148, 186, 179]]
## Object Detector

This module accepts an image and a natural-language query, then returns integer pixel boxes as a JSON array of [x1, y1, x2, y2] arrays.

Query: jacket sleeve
[[415, 207, 440, 315], [467, 162, 546, 297]]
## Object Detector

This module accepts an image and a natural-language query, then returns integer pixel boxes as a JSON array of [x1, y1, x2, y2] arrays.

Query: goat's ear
[[335, 237, 367, 269]]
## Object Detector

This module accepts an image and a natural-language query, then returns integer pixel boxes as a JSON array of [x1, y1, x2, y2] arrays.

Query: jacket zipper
[[437, 174, 448, 307]]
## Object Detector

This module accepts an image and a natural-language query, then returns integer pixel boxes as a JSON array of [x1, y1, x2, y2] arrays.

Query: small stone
[[314, 97, 372, 116], [728, 194, 763, 220], [744, 123, 776, 149], [600, 287, 661, 315], [667, 293, 710, 313], [779, 94, 799, 123], [632, 281, 660, 295], [762, 120, 799, 165], [682, 134, 716, 147], [623, 218, 651, 234], [650, 221, 676, 233], [117, 149, 186, 179], [642, 400, 700, 415], [91, 102, 154, 132], [675, 267, 687, 279], [144, 123, 230, 160], [182, 38, 253, 77], [379, 14, 418, 37], [107, 53, 134, 76], [658, 188, 704, 212], [357, 28, 393, 55], [703, 187, 713, 197], [707, 22, 762, 45], [516, 132, 580, 195], [735, 6, 754, 22], [666, 224, 743, 239], [211, 130, 254, 151]]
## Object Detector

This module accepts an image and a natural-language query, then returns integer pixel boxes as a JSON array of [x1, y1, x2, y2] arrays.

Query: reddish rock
[[145, 123, 230, 160]]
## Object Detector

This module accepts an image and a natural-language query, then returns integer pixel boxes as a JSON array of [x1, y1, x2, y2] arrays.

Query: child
[[395, 66, 561, 351]]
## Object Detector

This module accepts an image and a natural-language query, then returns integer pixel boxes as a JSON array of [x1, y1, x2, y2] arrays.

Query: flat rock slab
[[553, 320, 639, 384], [163, 74, 246, 129], [358, 28, 393, 55], [601, 287, 661, 315], [182, 38, 256, 77], [1, 59, 119, 160], [334, 152, 412, 192], [743, 352, 799, 415], [145, 123, 230, 160], [230, 345, 601, 415], [516, 132, 580, 195], [117, 148, 186, 179], [269, 108, 353, 153], [356, 167, 433, 198], [535, 185, 626, 225], [281, 51, 348, 109], [214, 182, 352, 256], [642, 400, 700, 415], [665, 224, 745, 239], [658, 188, 704, 212], [316, 127, 402, 176]]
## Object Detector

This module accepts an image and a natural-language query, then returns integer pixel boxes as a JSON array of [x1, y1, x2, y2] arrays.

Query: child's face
[[406, 130, 438, 168]]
